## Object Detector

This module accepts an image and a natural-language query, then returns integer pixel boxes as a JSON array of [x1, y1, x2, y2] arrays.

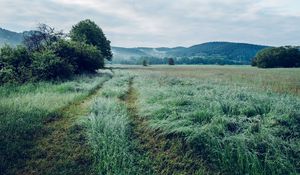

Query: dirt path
[[16, 77, 111, 175], [125, 78, 210, 175]]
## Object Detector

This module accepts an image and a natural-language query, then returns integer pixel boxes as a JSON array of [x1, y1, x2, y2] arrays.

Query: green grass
[[1, 65, 299, 175], [126, 65, 300, 95], [84, 73, 153, 175], [121, 65, 300, 174], [0, 73, 110, 175]]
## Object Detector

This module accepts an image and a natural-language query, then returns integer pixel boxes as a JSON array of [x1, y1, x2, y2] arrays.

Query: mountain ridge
[[112, 42, 269, 64], [0, 28, 23, 46], [0, 27, 268, 64]]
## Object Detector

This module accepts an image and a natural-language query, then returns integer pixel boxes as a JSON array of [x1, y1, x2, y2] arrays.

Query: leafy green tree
[[0, 20, 111, 85], [32, 50, 74, 80], [253, 47, 300, 68], [51, 40, 104, 73], [70, 19, 112, 61], [251, 57, 257, 66], [168, 58, 175, 65]]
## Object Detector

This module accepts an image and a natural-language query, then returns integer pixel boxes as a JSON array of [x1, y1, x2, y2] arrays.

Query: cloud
[[0, 0, 299, 47]]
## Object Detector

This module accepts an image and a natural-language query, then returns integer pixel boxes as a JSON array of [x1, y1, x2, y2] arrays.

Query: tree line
[[112, 55, 246, 65], [252, 46, 300, 68], [0, 19, 112, 84]]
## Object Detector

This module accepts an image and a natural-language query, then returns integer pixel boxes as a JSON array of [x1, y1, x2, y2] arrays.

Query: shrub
[[0, 66, 16, 84], [51, 40, 104, 73], [0, 20, 110, 85], [32, 50, 74, 80], [0, 45, 32, 83]]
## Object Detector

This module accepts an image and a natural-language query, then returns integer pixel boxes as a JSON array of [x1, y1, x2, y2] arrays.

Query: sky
[[0, 0, 300, 47]]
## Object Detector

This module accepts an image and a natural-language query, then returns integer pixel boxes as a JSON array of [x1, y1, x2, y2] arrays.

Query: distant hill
[[112, 42, 268, 65], [0, 27, 268, 65], [0, 28, 23, 46]]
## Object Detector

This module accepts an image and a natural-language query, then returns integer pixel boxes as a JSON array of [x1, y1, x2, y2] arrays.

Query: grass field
[[128, 65, 300, 174], [1, 65, 299, 174], [0, 73, 111, 174]]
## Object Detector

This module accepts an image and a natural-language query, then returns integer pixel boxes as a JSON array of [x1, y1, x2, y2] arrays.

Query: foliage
[[51, 40, 104, 73], [31, 49, 74, 80], [252, 46, 300, 68], [0, 45, 32, 84], [0, 20, 110, 85], [112, 55, 249, 65], [168, 58, 175, 65], [70, 19, 112, 61]]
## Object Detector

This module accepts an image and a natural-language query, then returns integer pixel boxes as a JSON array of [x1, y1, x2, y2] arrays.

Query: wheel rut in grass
[[124, 78, 210, 175], [17, 76, 111, 175]]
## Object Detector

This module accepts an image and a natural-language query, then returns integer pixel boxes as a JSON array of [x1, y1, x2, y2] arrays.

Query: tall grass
[[129, 65, 300, 95], [0, 73, 110, 175], [84, 73, 153, 175], [131, 69, 300, 174]]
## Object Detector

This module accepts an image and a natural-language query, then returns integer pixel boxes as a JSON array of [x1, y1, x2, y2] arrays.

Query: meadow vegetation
[[84, 73, 154, 174], [128, 66, 300, 174], [1, 65, 299, 175], [0, 74, 110, 174]]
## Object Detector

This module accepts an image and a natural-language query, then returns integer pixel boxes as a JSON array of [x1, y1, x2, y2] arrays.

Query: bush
[[0, 66, 16, 84], [51, 40, 104, 73], [0, 45, 32, 83], [0, 20, 110, 85], [252, 46, 300, 68], [32, 50, 74, 80]]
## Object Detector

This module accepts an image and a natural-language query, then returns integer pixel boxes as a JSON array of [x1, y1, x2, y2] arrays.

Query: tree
[[142, 60, 148, 66], [0, 20, 111, 85], [51, 40, 104, 73], [168, 58, 175, 65], [252, 46, 300, 68], [70, 19, 112, 61], [23, 23, 65, 52], [32, 50, 73, 80]]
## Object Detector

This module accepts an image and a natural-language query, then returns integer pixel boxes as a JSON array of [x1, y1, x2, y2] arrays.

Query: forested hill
[[0, 27, 268, 65], [0, 28, 23, 46], [112, 42, 268, 65], [172, 42, 268, 61]]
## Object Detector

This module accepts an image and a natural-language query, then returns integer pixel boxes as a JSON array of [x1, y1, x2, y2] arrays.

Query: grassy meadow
[[1, 65, 299, 174], [129, 65, 300, 174], [0, 73, 111, 174]]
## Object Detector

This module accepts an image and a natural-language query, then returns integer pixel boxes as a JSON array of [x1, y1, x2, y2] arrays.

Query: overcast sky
[[1, 0, 300, 47]]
